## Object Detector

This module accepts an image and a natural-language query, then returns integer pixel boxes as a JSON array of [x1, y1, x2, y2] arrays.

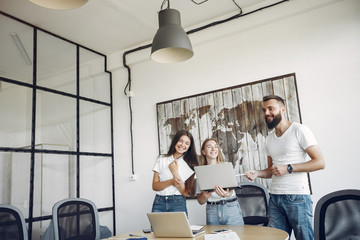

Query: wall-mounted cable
[[123, 44, 151, 175]]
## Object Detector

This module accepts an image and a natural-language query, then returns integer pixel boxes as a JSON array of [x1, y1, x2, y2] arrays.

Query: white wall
[[108, 0, 360, 234]]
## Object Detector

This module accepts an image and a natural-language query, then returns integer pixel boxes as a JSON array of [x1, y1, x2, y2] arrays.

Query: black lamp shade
[[151, 8, 193, 63]]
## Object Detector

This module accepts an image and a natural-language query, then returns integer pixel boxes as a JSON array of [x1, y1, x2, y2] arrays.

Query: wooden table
[[107, 225, 289, 240]]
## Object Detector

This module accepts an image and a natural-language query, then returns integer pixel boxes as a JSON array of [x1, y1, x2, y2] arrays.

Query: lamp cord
[[123, 0, 289, 175], [187, 0, 287, 34], [190, 0, 209, 4], [163, 0, 241, 13], [161, 0, 170, 10], [191, 0, 242, 14], [231, 0, 242, 14]]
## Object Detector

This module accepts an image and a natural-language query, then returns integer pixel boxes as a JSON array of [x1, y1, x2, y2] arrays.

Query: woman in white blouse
[[197, 138, 244, 225], [151, 130, 198, 215]]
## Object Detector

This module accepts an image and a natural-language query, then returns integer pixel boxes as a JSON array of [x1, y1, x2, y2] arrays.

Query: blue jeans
[[206, 199, 244, 225], [151, 195, 188, 215], [269, 194, 313, 240]]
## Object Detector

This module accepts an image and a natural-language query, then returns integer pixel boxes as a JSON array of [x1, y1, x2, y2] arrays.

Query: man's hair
[[263, 95, 285, 106]]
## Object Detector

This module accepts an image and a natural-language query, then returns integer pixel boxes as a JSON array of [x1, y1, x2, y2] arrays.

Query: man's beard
[[265, 111, 282, 129]]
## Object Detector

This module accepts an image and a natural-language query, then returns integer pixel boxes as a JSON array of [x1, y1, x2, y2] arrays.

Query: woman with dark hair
[[151, 130, 198, 215], [197, 138, 244, 225]]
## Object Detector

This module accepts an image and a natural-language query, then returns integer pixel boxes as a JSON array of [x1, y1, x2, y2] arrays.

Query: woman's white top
[[153, 154, 194, 196]]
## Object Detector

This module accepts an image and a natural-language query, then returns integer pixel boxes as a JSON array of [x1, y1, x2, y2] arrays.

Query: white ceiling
[[0, 0, 273, 55]]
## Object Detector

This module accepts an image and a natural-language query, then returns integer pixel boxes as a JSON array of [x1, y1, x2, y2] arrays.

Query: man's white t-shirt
[[265, 122, 317, 195], [153, 154, 194, 196]]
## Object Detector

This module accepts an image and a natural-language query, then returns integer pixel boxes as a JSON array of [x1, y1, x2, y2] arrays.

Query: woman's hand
[[173, 177, 184, 188], [197, 190, 213, 204], [214, 186, 231, 198], [169, 160, 179, 176], [202, 190, 212, 199]]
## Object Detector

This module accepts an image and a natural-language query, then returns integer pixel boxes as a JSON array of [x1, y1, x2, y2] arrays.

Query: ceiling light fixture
[[10, 33, 32, 65], [28, 0, 88, 10], [151, 1, 193, 63]]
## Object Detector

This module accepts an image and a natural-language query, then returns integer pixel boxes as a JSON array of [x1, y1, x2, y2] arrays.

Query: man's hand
[[271, 165, 289, 176], [245, 170, 259, 181]]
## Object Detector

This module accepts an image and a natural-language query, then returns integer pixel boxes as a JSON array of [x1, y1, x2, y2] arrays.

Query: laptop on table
[[194, 162, 238, 192], [147, 212, 205, 238]]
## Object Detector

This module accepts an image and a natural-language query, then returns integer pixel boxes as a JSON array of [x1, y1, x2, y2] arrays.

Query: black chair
[[235, 182, 270, 226], [314, 189, 360, 240], [0, 204, 28, 240], [52, 198, 100, 240]]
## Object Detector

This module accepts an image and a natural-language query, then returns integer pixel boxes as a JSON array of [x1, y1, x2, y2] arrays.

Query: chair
[[52, 198, 100, 240], [0, 204, 28, 240], [235, 182, 270, 226], [314, 189, 360, 240]]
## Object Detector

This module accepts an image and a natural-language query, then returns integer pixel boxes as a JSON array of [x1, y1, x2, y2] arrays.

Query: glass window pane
[[33, 152, 75, 219], [1, 12, 113, 239], [0, 15, 33, 83], [37, 30, 76, 94], [1, 152, 31, 218], [80, 48, 110, 103], [80, 156, 112, 208], [80, 101, 111, 153], [0, 82, 32, 148], [33, 219, 50, 240], [35, 90, 76, 151], [99, 211, 114, 236]]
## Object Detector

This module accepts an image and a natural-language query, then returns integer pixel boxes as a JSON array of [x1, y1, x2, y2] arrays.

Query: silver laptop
[[194, 162, 238, 191], [147, 212, 205, 238]]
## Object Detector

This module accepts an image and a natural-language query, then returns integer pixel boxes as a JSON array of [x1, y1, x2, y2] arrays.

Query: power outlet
[[129, 174, 137, 181]]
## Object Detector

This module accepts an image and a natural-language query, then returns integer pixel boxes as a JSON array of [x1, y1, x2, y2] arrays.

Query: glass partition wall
[[0, 12, 115, 239]]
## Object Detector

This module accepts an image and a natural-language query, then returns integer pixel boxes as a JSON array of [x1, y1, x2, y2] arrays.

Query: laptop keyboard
[[192, 229, 205, 235]]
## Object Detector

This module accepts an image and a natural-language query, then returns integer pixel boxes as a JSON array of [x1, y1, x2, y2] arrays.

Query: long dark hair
[[166, 130, 198, 197]]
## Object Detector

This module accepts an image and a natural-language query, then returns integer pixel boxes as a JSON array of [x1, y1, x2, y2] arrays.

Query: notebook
[[194, 162, 238, 191], [158, 158, 194, 183], [147, 212, 205, 238]]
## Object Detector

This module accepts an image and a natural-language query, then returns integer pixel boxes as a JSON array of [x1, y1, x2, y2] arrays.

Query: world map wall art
[[156, 73, 301, 189]]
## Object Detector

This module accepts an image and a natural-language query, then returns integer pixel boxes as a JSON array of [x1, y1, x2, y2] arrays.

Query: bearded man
[[245, 95, 325, 240]]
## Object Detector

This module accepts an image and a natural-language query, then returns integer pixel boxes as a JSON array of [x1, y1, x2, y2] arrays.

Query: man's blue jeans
[[151, 195, 188, 215], [269, 194, 313, 240]]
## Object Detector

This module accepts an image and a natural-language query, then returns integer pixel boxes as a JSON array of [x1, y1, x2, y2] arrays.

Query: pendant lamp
[[151, 8, 193, 63], [28, 0, 88, 10]]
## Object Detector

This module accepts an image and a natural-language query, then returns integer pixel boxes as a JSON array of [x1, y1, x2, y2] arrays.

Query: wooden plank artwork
[[156, 74, 301, 190]]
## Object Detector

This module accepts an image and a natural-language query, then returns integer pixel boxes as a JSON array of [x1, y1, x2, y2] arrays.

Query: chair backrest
[[52, 198, 100, 240], [314, 189, 360, 240], [0, 204, 28, 240], [235, 182, 270, 226]]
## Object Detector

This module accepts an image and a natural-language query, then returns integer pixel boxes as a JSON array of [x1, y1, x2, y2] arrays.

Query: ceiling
[[0, 0, 273, 55]]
